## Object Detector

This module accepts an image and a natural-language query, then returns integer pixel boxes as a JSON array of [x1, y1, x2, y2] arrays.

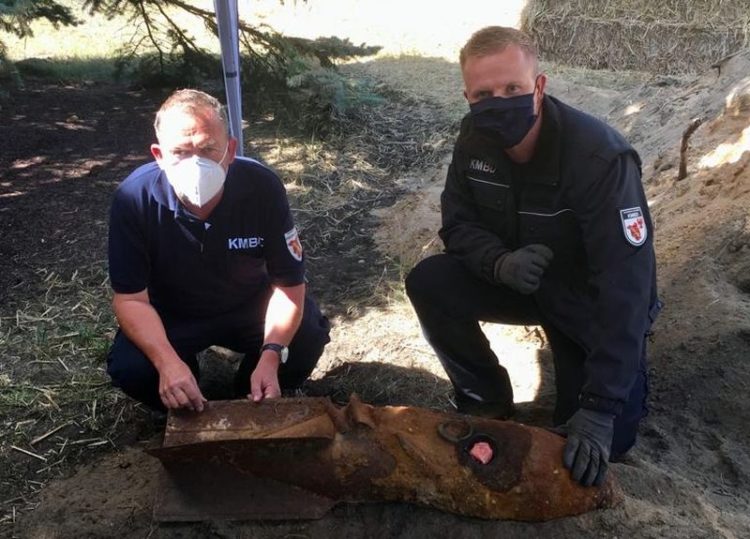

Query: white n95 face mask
[[162, 145, 229, 207]]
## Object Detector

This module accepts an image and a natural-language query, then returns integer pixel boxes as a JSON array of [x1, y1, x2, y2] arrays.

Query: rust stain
[[148, 397, 623, 521]]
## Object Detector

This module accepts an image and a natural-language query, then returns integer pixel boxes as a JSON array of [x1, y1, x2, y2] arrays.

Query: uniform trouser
[[405, 254, 648, 458], [106, 294, 331, 411]]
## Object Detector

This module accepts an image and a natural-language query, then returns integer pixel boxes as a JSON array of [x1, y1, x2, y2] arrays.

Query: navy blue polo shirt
[[108, 157, 305, 318]]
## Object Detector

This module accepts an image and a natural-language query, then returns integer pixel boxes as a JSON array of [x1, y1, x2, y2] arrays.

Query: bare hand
[[249, 352, 281, 402], [158, 358, 207, 412]]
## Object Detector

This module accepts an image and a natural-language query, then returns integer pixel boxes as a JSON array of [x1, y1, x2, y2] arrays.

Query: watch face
[[263, 343, 289, 364]]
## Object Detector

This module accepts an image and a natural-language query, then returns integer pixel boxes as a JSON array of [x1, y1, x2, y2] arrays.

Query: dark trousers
[[405, 254, 648, 457], [107, 294, 331, 411]]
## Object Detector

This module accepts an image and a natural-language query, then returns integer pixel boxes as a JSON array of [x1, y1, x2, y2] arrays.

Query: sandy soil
[[7, 51, 750, 539]]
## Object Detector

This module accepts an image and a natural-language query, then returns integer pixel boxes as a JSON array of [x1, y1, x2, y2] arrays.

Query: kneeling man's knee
[[405, 255, 445, 303]]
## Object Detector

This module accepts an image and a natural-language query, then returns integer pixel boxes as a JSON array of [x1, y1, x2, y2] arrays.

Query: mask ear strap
[[217, 142, 230, 166]]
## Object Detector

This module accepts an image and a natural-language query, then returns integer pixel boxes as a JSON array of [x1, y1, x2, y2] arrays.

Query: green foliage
[[84, 0, 383, 126], [287, 62, 384, 132], [0, 0, 78, 91], [15, 56, 114, 81], [3, 0, 385, 129], [287, 35, 382, 68], [113, 46, 221, 89], [0, 39, 18, 84], [0, 0, 78, 38], [13, 56, 54, 76], [0, 38, 20, 97]]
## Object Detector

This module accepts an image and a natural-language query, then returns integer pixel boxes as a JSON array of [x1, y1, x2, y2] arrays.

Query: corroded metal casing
[[148, 397, 622, 521]]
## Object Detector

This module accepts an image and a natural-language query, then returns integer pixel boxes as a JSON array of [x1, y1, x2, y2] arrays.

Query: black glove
[[558, 408, 614, 487], [494, 244, 554, 294]]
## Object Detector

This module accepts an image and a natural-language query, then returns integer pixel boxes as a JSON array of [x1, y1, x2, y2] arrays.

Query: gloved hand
[[494, 244, 554, 294], [557, 408, 614, 487]]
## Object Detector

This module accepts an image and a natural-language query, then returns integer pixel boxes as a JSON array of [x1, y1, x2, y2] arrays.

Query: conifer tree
[[0, 0, 78, 39]]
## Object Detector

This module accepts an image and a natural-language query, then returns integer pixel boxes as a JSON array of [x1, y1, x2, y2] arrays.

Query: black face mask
[[469, 92, 537, 148]]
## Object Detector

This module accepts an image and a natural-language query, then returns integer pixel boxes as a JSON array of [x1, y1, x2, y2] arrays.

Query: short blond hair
[[460, 26, 539, 71], [154, 88, 229, 137]]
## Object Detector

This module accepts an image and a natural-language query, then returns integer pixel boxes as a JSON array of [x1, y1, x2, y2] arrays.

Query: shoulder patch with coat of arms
[[620, 207, 647, 246], [285, 227, 303, 261]]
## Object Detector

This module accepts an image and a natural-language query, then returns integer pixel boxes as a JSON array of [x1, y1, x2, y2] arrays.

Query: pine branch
[[136, 0, 165, 73]]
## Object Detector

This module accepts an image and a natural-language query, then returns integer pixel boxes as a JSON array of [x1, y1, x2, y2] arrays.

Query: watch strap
[[261, 343, 288, 363]]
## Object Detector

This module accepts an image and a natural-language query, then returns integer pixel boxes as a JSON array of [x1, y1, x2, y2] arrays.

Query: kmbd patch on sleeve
[[285, 227, 303, 261], [620, 207, 647, 246]]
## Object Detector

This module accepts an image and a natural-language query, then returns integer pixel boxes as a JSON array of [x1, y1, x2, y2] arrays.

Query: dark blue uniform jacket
[[440, 95, 661, 414]]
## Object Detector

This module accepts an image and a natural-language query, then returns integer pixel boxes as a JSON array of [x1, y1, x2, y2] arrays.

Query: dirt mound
[[633, 54, 750, 536], [646, 52, 750, 341]]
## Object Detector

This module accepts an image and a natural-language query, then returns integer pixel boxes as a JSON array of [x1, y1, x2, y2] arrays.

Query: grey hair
[[154, 88, 229, 136]]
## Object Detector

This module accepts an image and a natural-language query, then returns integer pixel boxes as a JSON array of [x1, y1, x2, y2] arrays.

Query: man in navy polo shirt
[[106, 89, 330, 412]]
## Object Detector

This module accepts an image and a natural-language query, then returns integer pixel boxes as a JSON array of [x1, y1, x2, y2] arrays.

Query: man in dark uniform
[[107, 89, 330, 412], [405, 27, 660, 487]]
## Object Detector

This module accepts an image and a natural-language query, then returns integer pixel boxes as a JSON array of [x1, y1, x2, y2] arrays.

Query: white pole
[[214, 0, 244, 156]]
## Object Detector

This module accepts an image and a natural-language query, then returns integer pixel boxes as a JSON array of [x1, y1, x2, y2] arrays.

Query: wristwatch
[[261, 343, 289, 364]]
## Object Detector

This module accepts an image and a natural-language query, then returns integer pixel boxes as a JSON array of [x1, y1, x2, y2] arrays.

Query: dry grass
[[254, 72, 456, 315], [526, 0, 750, 23], [523, 0, 750, 74], [0, 261, 152, 529]]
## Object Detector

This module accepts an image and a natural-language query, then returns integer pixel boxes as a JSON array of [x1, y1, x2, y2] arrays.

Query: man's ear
[[534, 73, 547, 113], [150, 143, 163, 161], [536, 73, 547, 94], [225, 137, 238, 168]]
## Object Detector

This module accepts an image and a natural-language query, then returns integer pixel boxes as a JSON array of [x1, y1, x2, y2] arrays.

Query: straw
[[522, 0, 750, 74]]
